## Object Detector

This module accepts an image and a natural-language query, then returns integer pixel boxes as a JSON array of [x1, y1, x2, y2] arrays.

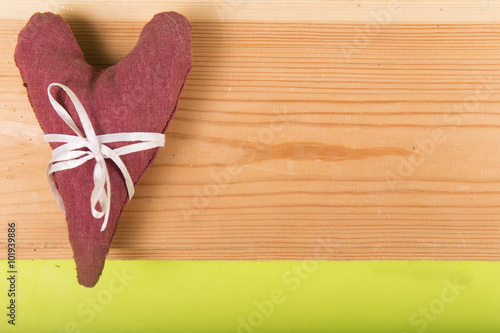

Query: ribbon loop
[[44, 83, 165, 232]]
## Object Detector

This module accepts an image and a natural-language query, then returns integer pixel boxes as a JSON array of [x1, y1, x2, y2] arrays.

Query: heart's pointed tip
[[75, 255, 106, 288], [68, 222, 116, 288], [66, 214, 117, 289]]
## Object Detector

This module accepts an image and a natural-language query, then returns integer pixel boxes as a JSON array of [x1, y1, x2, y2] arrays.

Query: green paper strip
[[1, 260, 500, 332]]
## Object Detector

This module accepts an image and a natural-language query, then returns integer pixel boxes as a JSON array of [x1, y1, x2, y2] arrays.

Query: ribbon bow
[[44, 83, 165, 232]]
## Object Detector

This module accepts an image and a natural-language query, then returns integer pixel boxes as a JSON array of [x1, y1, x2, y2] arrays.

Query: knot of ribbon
[[44, 83, 165, 232]]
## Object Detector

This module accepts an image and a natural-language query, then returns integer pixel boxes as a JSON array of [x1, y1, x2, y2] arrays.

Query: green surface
[[1, 260, 499, 332]]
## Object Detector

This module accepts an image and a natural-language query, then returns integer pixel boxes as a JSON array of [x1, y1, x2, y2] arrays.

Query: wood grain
[[2, 1, 500, 260]]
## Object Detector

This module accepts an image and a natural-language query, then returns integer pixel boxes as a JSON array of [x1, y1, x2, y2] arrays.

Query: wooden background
[[2, 1, 500, 260]]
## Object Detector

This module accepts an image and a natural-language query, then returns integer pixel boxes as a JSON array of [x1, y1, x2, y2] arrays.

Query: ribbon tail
[[99, 160, 112, 232], [46, 162, 66, 216], [101, 145, 135, 200]]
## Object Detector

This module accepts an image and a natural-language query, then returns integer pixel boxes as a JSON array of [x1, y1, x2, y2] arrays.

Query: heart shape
[[14, 12, 192, 287]]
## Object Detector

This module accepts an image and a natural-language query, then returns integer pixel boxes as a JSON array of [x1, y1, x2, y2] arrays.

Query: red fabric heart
[[14, 12, 192, 287]]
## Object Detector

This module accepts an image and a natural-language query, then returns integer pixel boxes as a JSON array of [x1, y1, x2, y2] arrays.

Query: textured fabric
[[14, 12, 192, 287]]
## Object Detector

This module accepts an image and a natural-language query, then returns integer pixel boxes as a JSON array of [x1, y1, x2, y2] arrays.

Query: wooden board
[[2, 1, 500, 260]]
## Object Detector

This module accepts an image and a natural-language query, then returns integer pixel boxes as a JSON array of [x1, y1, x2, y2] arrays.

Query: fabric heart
[[14, 12, 192, 287]]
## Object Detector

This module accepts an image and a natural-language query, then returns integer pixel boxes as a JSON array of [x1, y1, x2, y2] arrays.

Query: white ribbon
[[44, 83, 165, 232]]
